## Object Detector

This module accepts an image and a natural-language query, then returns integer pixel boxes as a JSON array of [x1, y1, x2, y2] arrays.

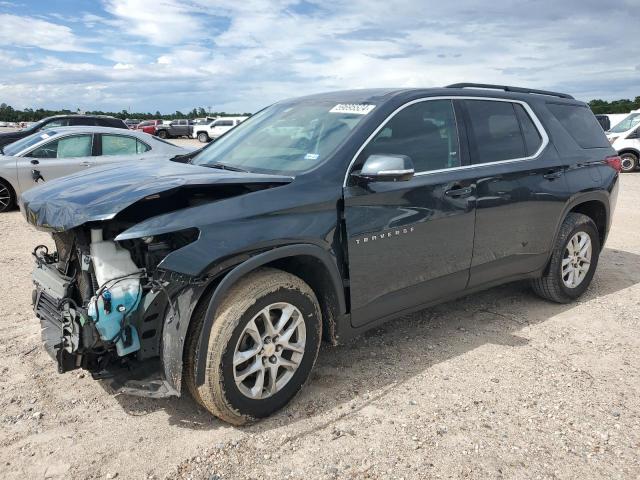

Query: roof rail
[[446, 83, 574, 100]]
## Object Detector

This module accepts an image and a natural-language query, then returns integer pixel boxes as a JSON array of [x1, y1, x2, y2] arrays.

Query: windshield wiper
[[206, 162, 249, 173]]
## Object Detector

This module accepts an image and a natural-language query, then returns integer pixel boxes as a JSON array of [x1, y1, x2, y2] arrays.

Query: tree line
[[2, 96, 639, 122], [0, 103, 253, 123], [588, 97, 640, 115]]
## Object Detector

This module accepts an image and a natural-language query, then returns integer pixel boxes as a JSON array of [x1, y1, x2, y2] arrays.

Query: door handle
[[81, 161, 92, 167], [543, 169, 563, 180], [30, 159, 39, 165], [444, 186, 473, 198]]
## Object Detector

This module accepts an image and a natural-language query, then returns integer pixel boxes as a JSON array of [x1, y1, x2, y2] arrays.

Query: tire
[[531, 213, 600, 303], [185, 268, 322, 425], [0, 179, 15, 213], [157, 130, 169, 139], [197, 132, 210, 143], [620, 152, 638, 173]]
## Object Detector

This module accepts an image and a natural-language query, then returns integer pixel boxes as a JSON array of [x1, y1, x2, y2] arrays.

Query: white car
[[606, 110, 640, 172], [192, 116, 248, 143], [0, 126, 187, 212]]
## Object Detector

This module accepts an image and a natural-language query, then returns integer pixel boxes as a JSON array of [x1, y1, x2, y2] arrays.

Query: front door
[[17, 133, 94, 191], [343, 99, 476, 328]]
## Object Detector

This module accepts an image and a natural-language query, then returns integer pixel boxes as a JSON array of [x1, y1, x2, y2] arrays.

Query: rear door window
[[465, 100, 526, 164], [101, 134, 142, 155], [547, 103, 610, 148]]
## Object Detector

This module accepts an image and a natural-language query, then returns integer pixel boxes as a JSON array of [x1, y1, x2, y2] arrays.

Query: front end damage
[[20, 158, 293, 398], [32, 226, 200, 397]]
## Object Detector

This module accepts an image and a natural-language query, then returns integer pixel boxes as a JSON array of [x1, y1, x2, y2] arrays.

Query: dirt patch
[[0, 175, 639, 479]]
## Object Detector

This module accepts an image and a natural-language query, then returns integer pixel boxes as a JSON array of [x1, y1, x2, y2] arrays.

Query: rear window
[[547, 103, 609, 149]]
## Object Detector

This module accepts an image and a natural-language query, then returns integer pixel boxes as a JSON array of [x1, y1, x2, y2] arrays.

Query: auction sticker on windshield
[[329, 104, 375, 115]]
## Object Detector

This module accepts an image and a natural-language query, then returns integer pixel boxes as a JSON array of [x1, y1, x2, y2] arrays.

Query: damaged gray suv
[[22, 84, 619, 424]]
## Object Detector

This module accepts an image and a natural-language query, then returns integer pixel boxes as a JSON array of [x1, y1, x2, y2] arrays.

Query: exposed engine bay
[[31, 225, 198, 395]]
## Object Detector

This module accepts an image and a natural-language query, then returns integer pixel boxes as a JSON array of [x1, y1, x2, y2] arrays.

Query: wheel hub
[[232, 302, 306, 400]]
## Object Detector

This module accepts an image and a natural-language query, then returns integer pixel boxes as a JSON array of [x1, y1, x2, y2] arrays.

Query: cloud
[[0, 0, 638, 113], [0, 13, 93, 52]]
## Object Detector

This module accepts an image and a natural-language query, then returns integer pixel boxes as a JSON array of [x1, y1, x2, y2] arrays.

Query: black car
[[595, 114, 611, 131], [0, 115, 128, 149], [22, 84, 620, 424]]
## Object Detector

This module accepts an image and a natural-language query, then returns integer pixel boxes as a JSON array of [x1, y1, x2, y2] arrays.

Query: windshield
[[3, 130, 57, 156], [609, 112, 640, 133], [190, 101, 375, 174]]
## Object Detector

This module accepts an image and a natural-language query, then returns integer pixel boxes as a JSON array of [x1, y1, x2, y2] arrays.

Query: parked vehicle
[[606, 110, 640, 172], [0, 122, 8, 128], [155, 119, 195, 139], [124, 119, 141, 130], [0, 126, 186, 212], [0, 115, 128, 149], [595, 114, 610, 131], [136, 120, 164, 135], [22, 84, 619, 425], [192, 116, 248, 143]]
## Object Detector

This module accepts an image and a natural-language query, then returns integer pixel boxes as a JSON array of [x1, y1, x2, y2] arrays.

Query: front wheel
[[185, 268, 322, 425], [620, 152, 638, 173], [531, 213, 600, 303], [198, 132, 210, 143], [157, 130, 169, 139]]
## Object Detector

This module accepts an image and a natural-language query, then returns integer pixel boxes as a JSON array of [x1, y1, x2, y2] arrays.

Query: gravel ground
[[0, 166, 638, 480]]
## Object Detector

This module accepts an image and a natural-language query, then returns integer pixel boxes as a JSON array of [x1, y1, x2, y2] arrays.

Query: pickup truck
[[155, 119, 194, 139], [192, 116, 248, 143]]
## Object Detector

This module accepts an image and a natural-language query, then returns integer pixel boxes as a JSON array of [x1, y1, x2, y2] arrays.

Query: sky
[[0, 0, 638, 114]]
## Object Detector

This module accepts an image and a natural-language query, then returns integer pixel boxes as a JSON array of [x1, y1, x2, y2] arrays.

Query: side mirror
[[354, 154, 415, 182]]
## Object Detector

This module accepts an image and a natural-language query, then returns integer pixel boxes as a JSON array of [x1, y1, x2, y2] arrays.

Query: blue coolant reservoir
[[88, 287, 141, 356], [88, 229, 142, 357]]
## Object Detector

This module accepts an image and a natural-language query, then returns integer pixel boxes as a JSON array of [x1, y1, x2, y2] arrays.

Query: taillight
[[605, 155, 621, 172]]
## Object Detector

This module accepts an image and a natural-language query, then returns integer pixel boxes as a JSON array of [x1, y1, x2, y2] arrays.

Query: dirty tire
[[531, 212, 600, 303], [620, 152, 638, 173], [0, 178, 15, 213], [190, 268, 321, 425]]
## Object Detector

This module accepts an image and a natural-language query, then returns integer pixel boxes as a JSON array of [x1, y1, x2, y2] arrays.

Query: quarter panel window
[[514, 104, 542, 156], [466, 100, 525, 164], [30, 135, 92, 158], [136, 140, 150, 153], [361, 100, 460, 173], [101, 135, 138, 155]]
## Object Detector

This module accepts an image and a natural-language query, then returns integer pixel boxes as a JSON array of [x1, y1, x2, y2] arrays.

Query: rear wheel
[[185, 268, 322, 425], [197, 132, 210, 143], [620, 152, 638, 173], [531, 213, 600, 303], [0, 179, 15, 213]]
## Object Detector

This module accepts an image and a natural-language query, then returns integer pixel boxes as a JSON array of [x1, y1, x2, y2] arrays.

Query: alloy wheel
[[233, 302, 306, 400], [0, 184, 11, 211], [562, 231, 592, 288]]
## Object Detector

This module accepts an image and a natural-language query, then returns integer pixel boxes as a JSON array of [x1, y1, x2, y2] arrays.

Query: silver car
[[0, 126, 188, 212]]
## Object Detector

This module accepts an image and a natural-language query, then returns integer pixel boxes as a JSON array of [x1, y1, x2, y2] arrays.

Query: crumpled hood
[[20, 158, 292, 231]]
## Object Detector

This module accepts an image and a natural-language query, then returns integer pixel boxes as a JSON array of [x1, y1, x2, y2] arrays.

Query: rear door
[[462, 98, 570, 287], [343, 98, 476, 327], [17, 133, 94, 189]]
